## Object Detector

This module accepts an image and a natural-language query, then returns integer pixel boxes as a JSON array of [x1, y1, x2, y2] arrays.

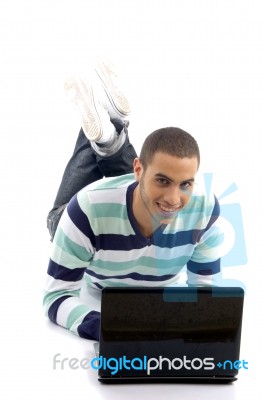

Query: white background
[[0, 0, 264, 398]]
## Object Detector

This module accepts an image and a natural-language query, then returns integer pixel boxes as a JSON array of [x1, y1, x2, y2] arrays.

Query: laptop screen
[[98, 286, 244, 381], [101, 286, 244, 341]]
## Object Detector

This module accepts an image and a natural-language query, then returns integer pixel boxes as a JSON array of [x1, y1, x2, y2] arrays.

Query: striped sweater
[[43, 174, 223, 340]]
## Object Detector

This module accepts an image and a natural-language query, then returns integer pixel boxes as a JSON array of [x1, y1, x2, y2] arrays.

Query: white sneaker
[[64, 77, 115, 143], [94, 57, 131, 120]]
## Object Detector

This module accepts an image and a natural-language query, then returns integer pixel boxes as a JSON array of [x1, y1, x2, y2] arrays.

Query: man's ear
[[133, 157, 143, 182]]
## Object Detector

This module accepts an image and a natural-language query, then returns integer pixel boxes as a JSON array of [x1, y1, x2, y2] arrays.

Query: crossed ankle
[[91, 130, 127, 157]]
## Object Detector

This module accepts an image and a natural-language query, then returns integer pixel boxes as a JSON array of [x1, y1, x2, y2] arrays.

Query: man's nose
[[164, 187, 182, 206]]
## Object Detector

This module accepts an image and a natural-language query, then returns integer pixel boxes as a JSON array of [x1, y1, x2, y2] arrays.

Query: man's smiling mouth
[[156, 202, 181, 213]]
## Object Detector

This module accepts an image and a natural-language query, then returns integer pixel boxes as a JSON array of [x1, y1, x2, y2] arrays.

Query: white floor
[[1, 1, 264, 399]]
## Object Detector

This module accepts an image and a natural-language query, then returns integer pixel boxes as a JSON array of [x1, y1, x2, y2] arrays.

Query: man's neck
[[132, 185, 160, 238]]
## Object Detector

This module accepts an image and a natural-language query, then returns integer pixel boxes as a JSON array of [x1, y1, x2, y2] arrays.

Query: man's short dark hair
[[139, 127, 200, 169]]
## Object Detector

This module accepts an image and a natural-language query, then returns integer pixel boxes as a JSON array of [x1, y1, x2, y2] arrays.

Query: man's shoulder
[[74, 174, 135, 220], [76, 174, 135, 209], [84, 173, 135, 192]]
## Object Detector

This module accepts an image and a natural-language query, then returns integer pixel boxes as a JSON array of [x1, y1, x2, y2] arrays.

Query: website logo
[[52, 353, 249, 375], [202, 173, 247, 268]]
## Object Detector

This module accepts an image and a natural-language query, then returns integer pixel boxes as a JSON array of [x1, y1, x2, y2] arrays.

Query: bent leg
[[47, 122, 138, 240], [47, 128, 103, 239], [47, 58, 138, 240], [52, 128, 102, 208]]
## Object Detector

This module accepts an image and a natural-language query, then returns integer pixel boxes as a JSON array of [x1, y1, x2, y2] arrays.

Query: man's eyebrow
[[180, 178, 195, 184], [154, 173, 195, 184], [154, 173, 174, 182]]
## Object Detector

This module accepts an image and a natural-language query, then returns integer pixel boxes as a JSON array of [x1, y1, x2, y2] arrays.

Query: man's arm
[[43, 194, 100, 340]]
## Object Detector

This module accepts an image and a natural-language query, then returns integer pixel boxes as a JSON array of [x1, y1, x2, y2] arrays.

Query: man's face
[[133, 152, 199, 229]]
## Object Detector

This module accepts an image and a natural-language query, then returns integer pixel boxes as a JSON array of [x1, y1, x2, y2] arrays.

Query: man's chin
[[160, 218, 174, 225], [159, 210, 181, 224]]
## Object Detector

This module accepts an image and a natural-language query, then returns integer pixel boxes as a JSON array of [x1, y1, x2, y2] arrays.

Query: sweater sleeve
[[186, 196, 224, 286], [43, 194, 100, 341]]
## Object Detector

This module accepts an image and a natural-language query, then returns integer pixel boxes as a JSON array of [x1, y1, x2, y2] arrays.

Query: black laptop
[[96, 286, 244, 383]]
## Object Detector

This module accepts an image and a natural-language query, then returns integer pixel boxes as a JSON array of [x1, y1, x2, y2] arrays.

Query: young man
[[44, 60, 223, 341]]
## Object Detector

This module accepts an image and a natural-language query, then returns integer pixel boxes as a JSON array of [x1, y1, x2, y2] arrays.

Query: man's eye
[[157, 178, 169, 185], [180, 182, 192, 190]]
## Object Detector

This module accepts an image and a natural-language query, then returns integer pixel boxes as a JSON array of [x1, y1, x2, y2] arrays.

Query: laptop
[[95, 286, 244, 383]]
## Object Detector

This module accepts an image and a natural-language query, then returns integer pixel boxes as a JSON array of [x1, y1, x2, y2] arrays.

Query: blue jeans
[[47, 120, 138, 240]]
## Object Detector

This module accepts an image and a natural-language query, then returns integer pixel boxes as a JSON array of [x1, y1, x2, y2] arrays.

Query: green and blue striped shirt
[[43, 174, 223, 340]]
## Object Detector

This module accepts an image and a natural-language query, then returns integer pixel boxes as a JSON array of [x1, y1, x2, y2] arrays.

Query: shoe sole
[[65, 77, 103, 142], [95, 59, 131, 117]]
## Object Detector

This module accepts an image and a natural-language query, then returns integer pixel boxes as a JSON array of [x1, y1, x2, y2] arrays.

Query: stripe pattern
[[43, 174, 223, 340]]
